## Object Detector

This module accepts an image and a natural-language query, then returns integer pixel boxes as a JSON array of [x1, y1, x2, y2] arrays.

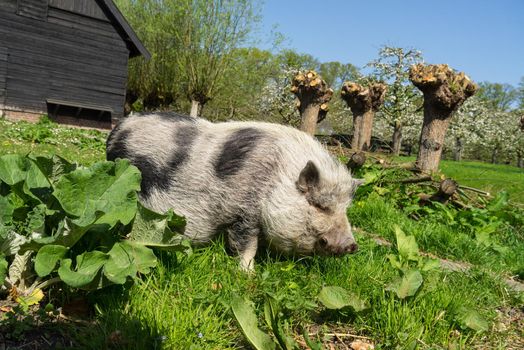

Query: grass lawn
[[395, 156, 524, 204], [1, 119, 523, 349], [439, 160, 524, 204]]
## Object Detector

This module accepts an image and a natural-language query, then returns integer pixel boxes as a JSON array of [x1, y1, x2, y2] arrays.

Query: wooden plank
[[17, 0, 49, 21], [7, 49, 128, 83], [49, 0, 108, 21], [47, 98, 113, 112], [7, 63, 126, 92], [47, 7, 120, 40], [7, 74, 124, 106], [2, 33, 130, 72], [0, 29, 128, 64], [0, 1, 17, 12], [0, 12, 129, 54], [0, 46, 6, 106]]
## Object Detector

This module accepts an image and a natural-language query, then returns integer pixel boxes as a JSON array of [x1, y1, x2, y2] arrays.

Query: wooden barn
[[0, 0, 149, 129]]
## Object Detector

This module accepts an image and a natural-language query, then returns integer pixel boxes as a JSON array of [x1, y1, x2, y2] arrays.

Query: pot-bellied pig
[[106, 113, 363, 270]]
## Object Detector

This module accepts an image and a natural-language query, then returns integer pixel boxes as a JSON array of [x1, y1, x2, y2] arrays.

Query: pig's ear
[[296, 161, 320, 193]]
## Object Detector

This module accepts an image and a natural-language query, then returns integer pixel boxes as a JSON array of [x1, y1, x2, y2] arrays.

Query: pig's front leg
[[228, 219, 260, 272]]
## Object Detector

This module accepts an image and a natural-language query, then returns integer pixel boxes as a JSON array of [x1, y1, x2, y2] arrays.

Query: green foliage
[[231, 294, 276, 350], [0, 154, 190, 293], [455, 307, 489, 332], [2, 123, 523, 348], [384, 226, 439, 299], [317, 286, 368, 312], [0, 118, 106, 165]]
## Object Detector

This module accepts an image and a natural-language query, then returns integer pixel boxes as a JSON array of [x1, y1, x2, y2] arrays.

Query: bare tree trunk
[[416, 103, 452, 172], [190, 100, 203, 118], [453, 137, 463, 161], [359, 110, 376, 151], [410, 64, 476, 173], [518, 152, 523, 168], [341, 82, 387, 151], [291, 71, 333, 136], [491, 148, 498, 164], [299, 104, 321, 135], [392, 123, 402, 156], [351, 114, 363, 150]]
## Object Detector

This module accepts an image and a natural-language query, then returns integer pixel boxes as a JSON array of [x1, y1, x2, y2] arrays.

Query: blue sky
[[259, 0, 524, 86]]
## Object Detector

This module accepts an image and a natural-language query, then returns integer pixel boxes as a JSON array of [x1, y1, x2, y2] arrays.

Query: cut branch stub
[[340, 82, 387, 114], [409, 64, 476, 114], [346, 151, 366, 171], [341, 82, 387, 151], [410, 64, 476, 173], [419, 178, 458, 205], [291, 70, 333, 135]]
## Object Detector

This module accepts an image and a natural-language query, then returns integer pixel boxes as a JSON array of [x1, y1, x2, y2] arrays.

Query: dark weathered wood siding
[[0, 0, 129, 118], [17, 0, 48, 21], [49, 0, 106, 21], [0, 47, 7, 110]]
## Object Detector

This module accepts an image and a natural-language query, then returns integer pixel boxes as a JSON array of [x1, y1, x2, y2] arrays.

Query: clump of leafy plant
[[231, 285, 369, 350], [386, 226, 489, 332], [385, 226, 440, 299], [0, 154, 190, 303], [1, 117, 107, 152]]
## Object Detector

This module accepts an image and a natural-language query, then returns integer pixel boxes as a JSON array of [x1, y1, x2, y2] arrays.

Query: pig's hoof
[[239, 258, 255, 274]]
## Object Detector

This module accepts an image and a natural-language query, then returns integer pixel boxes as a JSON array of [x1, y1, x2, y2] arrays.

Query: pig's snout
[[319, 235, 358, 255]]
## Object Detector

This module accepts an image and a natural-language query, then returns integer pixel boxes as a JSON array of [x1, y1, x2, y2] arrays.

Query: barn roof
[[96, 0, 151, 60]]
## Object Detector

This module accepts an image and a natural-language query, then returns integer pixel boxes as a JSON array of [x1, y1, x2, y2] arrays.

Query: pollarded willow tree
[[340, 82, 387, 151], [171, 0, 259, 117], [409, 64, 477, 173], [115, 0, 180, 111], [291, 70, 333, 135], [116, 0, 259, 116], [367, 46, 424, 155]]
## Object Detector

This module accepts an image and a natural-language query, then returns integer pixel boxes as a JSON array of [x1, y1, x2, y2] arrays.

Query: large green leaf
[[394, 226, 420, 261], [0, 196, 14, 225], [58, 251, 108, 288], [104, 241, 157, 284], [456, 307, 489, 332], [128, 203, 191, 254], [30, 155, 77, 184], [231, 294, 276, 350], [8, 251, 32, 286], [53, 160, 141, 227], [386, 269, 423, 299], [318, 286, 368, 311], [20, 217, 97, 252], [34, 245, 68, 277], [0, 154, 32, 186], [0, 254, 7, 285], [0, 227, 28, 256], [0, 155, 51, 202]]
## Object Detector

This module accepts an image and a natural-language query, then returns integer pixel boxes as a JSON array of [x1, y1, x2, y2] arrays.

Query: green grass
[[439, 160, 524, 203], [396, 156, 524, 204], [0, 118, 106, 165], [1, 119, 523, 349]]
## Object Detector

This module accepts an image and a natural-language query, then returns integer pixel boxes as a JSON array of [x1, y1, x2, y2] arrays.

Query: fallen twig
[[458, 185, 491, 196], [310, 333, 372, 340]]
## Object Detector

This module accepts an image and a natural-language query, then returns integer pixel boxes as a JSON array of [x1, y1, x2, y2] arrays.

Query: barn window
[[46, 99, 113, 129]]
